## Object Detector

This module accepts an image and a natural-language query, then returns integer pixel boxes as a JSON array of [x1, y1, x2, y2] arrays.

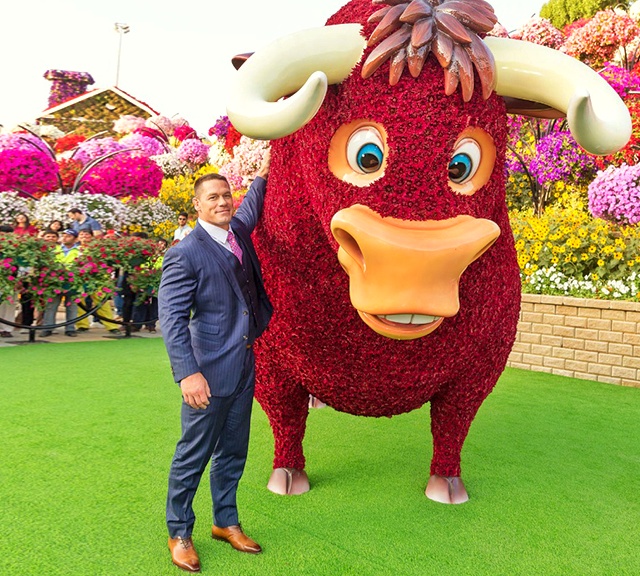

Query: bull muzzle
[[330, 205, 500, 340]]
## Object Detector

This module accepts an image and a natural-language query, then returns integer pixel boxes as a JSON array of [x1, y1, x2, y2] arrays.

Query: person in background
[[75, 229, 120, 335], [42, 229, 61, 244], [120, 232, 149, 333], [67, 207, 103, 238], [41, 229, 80, 338], [0, 224, 16, 337], [133, 237, 168, 333], [39, 219, 65, 238], [11, 214, 37, 329], [12, 213, 38, 236], [173, 212, 192, 242]]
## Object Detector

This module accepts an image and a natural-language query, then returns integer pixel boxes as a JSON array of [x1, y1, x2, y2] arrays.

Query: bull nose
[[330, 204, 500, 337]]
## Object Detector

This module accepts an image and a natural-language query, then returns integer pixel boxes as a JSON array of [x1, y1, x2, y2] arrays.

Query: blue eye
[[347, 127, 385, 175], [448, 153, 473, 183], [356, 143, 383, 173], [448, 138, 481, 184]]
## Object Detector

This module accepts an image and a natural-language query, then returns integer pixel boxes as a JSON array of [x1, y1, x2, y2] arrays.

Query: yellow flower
[[614, 252, 623, 260], [597, 259, 605, 266]]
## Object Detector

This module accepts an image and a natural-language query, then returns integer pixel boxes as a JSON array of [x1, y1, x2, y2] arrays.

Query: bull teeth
[[383, 313, 413, 324], [411, 314, 438, 324], [380, 314, 439, 325]]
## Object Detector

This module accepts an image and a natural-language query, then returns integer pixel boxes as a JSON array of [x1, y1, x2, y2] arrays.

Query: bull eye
[[346, 128, 385, 175], [448, 138, 481, 184]]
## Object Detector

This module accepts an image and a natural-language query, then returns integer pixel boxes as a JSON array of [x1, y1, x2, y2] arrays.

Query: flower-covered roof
[[36, 87, 159, 136]]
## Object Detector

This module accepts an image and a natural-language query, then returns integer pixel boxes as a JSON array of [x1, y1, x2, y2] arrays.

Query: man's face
[[193, 179, 234, 229], [67, 212, 79, 222], [62, 233, 77, 246], [43, 233, 58, 244], [78, 231, 92, 244], [178, 215, 187, 226]]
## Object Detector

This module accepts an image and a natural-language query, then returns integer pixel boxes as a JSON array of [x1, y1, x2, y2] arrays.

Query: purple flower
[[119, 133, 167, 157], [588, 163, 640, 225], [176, 140, 210, 166], [599, 64, 640, 99], [530, 131, 596, 186], [208, 116, 231, 139], [74, 137, 125, 165]]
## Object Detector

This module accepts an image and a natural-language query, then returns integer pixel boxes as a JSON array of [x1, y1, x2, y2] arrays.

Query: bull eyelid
[[447, 127, 496, 196]]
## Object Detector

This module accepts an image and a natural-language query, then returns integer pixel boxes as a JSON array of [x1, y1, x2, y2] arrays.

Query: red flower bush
[[563, 10, 640, 67]]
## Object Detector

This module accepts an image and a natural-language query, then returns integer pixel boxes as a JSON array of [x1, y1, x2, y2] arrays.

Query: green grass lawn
[[1, 339, 639, 575]]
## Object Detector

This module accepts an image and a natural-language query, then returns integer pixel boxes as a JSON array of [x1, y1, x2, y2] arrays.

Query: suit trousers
[[166, 348, 255, 538]]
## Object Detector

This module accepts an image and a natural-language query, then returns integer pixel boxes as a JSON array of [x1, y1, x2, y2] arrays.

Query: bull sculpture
[[226, 0, 630, 503]]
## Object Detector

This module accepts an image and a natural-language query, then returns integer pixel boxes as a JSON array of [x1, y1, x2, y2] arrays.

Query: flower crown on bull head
[[227, 0, 630, 156], [363, 0, 497, 100]]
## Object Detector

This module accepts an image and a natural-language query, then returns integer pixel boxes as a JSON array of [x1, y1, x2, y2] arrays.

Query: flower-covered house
[[35, 70, 158, 136]]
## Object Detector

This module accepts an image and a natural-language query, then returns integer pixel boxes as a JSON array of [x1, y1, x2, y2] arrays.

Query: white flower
[[33, 192, 127, 230], [0, 191, 31, 225]]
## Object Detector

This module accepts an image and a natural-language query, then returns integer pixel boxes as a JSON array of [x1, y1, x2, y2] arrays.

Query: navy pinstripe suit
[[159, 176, 272, 537]]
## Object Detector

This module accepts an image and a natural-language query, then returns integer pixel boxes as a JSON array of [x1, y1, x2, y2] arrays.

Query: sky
[[0, 0, 547, 135]]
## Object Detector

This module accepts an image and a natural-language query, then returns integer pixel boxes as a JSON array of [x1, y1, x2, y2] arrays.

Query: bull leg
[[255, 372, 311, 496], [426, 391, 485, 504]]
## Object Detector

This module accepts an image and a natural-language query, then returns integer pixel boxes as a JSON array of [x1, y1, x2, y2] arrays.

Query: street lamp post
[[114, 22, 130, 87]]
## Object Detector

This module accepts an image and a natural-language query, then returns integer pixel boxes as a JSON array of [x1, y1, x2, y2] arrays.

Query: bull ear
[[502, 97, 565, 120], [232, 53, 253, 70]]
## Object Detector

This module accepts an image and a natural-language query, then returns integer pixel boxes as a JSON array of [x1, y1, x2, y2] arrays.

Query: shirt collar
[[198, 218, 234, 246]]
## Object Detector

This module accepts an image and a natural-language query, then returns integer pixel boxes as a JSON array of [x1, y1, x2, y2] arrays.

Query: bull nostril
[[473, 236, 498, 262], [334, 228, 365, 270]]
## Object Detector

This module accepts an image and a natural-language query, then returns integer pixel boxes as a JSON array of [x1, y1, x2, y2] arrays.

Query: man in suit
[[159, 150, 272, 573]]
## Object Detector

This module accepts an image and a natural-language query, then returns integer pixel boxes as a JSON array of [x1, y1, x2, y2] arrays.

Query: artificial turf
[[0, 338, 638, 575]]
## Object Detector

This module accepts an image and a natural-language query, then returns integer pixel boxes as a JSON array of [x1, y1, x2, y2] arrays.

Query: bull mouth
[[358, 311, 445, 340]]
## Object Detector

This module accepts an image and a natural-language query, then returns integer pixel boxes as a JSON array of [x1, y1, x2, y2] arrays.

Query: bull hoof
[[308, 395, 327, 409], [267, 468, 310, 495], [425, 474, 469, 504]]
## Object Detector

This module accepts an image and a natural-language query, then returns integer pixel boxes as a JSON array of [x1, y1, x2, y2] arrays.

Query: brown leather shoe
[[168, 536, 201, 572], [211, 524, 262, 554]]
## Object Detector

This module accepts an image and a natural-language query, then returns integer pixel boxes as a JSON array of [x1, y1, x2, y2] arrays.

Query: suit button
[[243, 310, 248, 315], [243, 335, 248, 340], [246, 344, 252, 349]]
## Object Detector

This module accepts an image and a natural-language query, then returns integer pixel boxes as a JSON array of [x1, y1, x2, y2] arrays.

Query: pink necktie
[[227, 230, 243, 264]]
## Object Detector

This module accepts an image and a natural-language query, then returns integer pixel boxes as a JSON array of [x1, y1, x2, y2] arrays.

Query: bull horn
[[484, 37, 631, 155], [227, 24, 366, 141]]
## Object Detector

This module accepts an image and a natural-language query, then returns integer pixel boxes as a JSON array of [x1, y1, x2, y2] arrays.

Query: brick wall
[[507, 294, 640, 388]]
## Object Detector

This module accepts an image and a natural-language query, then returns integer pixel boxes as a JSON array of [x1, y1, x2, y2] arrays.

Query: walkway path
[[0, 310, 163, 348]]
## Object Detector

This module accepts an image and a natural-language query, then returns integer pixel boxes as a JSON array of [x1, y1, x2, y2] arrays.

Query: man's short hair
[[78, 227, 93, 235], [68, 207, 83, 215], [178, 211, 188, 218], [193, 173, 229, 196], [43, 228, 59, 237]]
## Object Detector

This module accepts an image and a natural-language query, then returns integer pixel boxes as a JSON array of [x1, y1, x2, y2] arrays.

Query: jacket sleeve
[[158, 247, 200, 383], [233, 176, 266, 233]]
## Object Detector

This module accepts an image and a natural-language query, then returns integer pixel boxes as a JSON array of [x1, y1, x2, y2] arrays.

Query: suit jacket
[[158, 177, 273, 396]]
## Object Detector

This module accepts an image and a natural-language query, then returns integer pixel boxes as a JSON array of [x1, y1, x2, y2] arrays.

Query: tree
[[540, 0, 627, 29]]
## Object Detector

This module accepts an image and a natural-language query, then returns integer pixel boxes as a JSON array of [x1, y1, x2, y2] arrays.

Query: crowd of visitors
[[0, 209, 191, 338]]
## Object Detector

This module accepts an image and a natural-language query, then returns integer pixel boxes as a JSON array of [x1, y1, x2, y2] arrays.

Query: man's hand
[[256, 148, 271, 180], [180, 372, 211, 409]]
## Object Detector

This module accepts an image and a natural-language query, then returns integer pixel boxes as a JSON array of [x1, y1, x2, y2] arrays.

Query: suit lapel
[[193, 224, 245, 303]]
